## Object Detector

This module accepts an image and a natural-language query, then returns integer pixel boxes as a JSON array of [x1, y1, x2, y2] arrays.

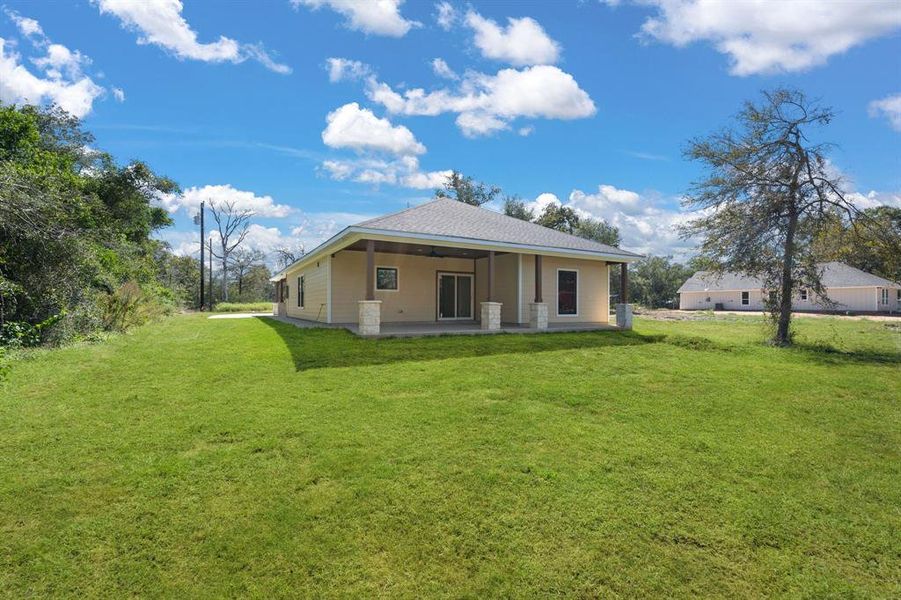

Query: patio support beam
[[488, 250, 496, 302], [534, 255, 543, 302], [365, 239, 375, 301], [620, 263, 629, 304]]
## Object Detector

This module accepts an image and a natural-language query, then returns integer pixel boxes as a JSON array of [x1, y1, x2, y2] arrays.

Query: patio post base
[[358, 300, 382, 335], [615, 303, 633, 330], [529, 302, 548, 329], [480, 302, 502, 330]]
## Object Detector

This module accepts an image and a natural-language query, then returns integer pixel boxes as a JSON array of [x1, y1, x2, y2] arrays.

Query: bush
[[213, 302, 273, 313], [0, 313, 65, 348], [99, 281, 167, 332]]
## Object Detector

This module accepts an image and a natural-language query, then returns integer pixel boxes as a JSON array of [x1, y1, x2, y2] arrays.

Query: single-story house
[[677, 262, 901, 313], [270, 198, 643, 335]]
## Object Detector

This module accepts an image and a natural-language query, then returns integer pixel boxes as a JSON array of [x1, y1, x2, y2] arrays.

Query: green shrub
[[213, 302, 273, 313], [0, 313, 65, 348], [99, 281, 166, 332]]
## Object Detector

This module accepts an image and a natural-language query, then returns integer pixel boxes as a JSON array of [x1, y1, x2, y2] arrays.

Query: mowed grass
[[1, 315, 899, 598]]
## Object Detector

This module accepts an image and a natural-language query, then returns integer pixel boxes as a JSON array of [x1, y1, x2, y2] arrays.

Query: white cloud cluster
[[524, 185, 700, 259], [325, 57, 372, 82], [434, 1, 456, 31], [322, 155, 451, 190], [635, 0, 901, 76], [431, 57, 457, 80], [869, 93, 901, 132], [94, 0, 290, 73], [322, 102, 426, 155], [0, 11, 104, 117], [365, 64, 595, 137], [465, 11, 560, 66], [156, 184, 294, 218], [293, 0, 419, 37]]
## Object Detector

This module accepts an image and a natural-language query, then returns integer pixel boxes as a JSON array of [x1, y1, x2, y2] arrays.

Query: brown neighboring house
[[270, 198, 642, 335]]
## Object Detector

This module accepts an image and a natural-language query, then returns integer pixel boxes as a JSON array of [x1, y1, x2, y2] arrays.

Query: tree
[[503, 195, 534, 221], [208, 200, 254, 302], [575, 216, 621, 246], [812, 206, 901, 284], [681, 89, 862, 345], [274, 244, 305, 270], [631, 256, 694, 308], [229, 248, 265, 298], [435, 170, 500, 206], [535, 203, 581, 234]]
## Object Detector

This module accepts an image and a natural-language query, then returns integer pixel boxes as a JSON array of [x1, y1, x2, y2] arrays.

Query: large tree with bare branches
[[208, 200, 254, 301], [681, 89, 868, 345]]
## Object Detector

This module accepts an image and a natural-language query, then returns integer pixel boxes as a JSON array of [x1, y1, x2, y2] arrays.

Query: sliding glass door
[[437, 273, 473, 320]]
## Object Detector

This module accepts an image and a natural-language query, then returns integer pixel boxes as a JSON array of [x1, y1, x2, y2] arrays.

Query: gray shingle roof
[[678, 261, 898, 293], [355, 198, 642, 258]]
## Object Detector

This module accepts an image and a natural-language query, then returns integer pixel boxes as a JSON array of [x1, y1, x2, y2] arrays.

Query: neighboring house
[[270, 198, 642, 335], [678, 262, 901, 313]]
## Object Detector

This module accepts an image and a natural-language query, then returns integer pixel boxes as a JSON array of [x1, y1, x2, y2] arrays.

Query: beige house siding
[[680, 286, 901, 312], [284, 257, 330, 322], [520, 255, 609, 323], [474, 253, 520, 323], [330, 250, 475, 323]]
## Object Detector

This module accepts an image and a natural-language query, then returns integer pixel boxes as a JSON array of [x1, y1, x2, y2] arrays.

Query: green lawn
[[1, 315, 899, 597]]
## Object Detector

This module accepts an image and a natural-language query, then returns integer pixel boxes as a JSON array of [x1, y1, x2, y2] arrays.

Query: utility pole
[[208, 238, 214, 310], [196, 200, 205, 310]]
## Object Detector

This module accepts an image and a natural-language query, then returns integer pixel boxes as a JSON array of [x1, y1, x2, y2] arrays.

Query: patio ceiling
[[343, 239, 508, 260]]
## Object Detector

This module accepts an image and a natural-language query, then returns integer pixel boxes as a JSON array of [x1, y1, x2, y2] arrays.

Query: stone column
[[480, 301, 502, 331], [529, 302, 548, 329], [358, 300, 381, 336], [615, 303, 633, 330]]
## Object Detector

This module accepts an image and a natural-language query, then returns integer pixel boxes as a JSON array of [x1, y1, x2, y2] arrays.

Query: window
[[741, 291, 750, 305], [881, 288, 889, 305], [557, 270, 578, 315], [376, 267, 398, 291], [768, 291, 777, 304], [800, 289, 808, 301], [297, 275, 305, 308]]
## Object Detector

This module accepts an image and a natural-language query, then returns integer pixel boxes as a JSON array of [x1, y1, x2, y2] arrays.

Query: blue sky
[[1, 0, 899, 261]]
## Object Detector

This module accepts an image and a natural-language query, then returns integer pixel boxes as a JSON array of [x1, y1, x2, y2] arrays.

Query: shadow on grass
[[258, 317, 661, 372], [788, 342, 901, 367]]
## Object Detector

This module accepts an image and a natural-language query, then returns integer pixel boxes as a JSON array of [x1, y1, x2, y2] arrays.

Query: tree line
[[0, 103, 275, 348]]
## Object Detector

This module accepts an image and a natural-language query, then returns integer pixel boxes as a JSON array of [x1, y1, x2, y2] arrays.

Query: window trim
[[297, 275, 305, 309], [375, 265, 399, 292], [555, 268, 579, 317], [741, 291, 750, 306]]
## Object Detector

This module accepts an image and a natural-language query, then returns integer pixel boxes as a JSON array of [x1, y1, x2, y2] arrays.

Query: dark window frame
[[376, 266, 399, 291], [556, 269, 578, 316], [741, 291, 750, 305], [298, 275, 305, 308]]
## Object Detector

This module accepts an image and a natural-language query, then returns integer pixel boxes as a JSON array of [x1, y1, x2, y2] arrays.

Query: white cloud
[[635, 0, 901, 76], [0, 24, 104, 118], [112, 87, 125, 102], [293, 0, 419, 37], [868, 93, 901, 132], [322, 155, 451, 190], [364, 64, 595, 137], [435, 1, 457, 31], [431, 57, 457, 80], [325, 57, 371, 82], [518, 125, 534, 136], [847, 190, 901, 210], [94, 0, 290, 73], [156, 184, 294, 218], [465, 11, 560, 66], [322, 102, 426, 155], [4, 9, 46, 43], [524, 185, 699, 259]]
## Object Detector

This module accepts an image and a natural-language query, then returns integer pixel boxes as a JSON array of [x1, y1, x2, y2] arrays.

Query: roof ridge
[[355, 197, 446, 227]]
